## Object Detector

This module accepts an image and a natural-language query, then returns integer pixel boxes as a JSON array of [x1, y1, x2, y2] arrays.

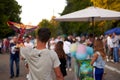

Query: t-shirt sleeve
[[96, 51, 100, 56], [50, 50, 61, 68], [20, 47, 28, 59]]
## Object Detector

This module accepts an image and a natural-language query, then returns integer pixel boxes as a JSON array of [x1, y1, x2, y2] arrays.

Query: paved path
[[0, 54, 76, 80], [0, 54, 120, 80]]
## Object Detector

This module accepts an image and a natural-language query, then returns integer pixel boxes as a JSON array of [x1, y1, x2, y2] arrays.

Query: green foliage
[[91, 0, 120, 35], [60, 22, 90, 36], [38, 18, 61, 37], [59, 0, 120, 36], [91, 0, 120, 11], [62, 0, 92, 15], [0, 0, 21, 38], [60, 0, 92, 36]]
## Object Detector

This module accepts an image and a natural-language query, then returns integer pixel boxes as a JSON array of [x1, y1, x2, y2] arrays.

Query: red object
[[7, 21, 38, 43]]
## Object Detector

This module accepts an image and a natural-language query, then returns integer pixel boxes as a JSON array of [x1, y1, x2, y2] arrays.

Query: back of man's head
[[37, 28, 51, 43]]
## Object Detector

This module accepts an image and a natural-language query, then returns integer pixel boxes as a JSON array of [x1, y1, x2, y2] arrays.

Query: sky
[[16, 0, 66, 25]]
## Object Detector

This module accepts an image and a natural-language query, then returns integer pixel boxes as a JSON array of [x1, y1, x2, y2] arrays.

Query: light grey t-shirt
[[20, 47, 60, 80]]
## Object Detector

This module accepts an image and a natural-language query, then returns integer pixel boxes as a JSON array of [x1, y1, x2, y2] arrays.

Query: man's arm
[[20, 47, 29, 69], [54, 66, 64, 80]]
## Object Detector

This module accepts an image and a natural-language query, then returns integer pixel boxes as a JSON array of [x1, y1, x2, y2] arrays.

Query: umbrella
[[55, 6, 120, 32], [105, 27, 120, 35]]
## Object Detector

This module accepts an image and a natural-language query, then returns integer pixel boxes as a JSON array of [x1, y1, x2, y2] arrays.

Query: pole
[[92, 17, 94, 35]]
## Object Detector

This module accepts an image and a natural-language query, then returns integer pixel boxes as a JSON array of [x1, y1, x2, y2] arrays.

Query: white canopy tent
[[55, 6, 120, 34], [55, 6, 120, 22]]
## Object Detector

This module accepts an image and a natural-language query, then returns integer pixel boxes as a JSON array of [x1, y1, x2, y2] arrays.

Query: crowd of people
[[0, 28, 120, 80], [106, 33, 120, 63]]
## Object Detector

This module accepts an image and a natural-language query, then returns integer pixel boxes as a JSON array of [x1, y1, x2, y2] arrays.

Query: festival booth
[[70, 43, 94, 80]]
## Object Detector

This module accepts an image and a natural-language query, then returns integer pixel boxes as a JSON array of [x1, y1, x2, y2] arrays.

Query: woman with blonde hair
[[54, 41, 67, 77], [90, 38, 106, 80]]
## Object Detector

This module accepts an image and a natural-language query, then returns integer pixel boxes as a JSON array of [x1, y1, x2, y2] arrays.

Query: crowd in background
[[0, 32, 120, 79], [0, 33, 120, 64]]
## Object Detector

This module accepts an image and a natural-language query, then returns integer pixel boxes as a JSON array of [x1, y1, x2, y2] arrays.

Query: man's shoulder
[[43, 49, 57, 58], [43, 49, 56, 54]]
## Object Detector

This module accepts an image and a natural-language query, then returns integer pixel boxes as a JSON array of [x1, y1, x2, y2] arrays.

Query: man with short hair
[[24, 36, 34, 48], [20, 28, 64, 80], [9, 36, 20, 78]]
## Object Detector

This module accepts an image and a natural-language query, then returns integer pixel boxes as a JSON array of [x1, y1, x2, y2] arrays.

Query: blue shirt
[[93, 51, 105, 69]]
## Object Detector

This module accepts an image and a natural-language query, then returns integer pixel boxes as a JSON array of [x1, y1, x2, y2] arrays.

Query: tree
[[59, 0, 120, 36], [38, 17, 60, 37], [0, 0, 21, 38], [91, 0, 120, 33], [60, 0, 92, 36], [91, 0, 120, 11]]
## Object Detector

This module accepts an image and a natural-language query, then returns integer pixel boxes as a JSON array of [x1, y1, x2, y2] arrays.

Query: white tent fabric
[[55, 6, 120, 22]]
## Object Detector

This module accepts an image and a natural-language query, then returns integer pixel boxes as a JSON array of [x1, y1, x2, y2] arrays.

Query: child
[[54, 41, 67, 77], [90, 39, 106, 80]]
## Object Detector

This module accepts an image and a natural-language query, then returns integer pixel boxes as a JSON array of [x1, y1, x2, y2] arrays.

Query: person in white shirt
[[106, 34, 113, 61], [49, 37, 56, 50], [24, 36, 34, 48], [55, 36, 62, 43], [20, 28, 64, 80], [63, 37, 72, 71]]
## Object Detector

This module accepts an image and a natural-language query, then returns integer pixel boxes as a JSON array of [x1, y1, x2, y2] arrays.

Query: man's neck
[[36, 41, 46, 50]]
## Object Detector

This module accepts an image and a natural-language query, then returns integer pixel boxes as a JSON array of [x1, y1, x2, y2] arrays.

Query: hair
[[37, 28, 51, 43], [54, 41, 66, 59], [94, 39, 106, 60], [64, 37, 69, 41], [25, 36, 30, 39]]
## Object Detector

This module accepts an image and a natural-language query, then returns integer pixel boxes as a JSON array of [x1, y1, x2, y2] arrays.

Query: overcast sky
[[16, 0, 66, 25]]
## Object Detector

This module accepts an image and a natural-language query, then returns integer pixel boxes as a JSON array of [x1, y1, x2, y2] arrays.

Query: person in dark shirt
[[9, 36, 20, 78], [54, 41, 67, 77]]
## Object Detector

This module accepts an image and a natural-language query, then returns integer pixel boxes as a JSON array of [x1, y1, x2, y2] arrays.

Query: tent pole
[[92, 17, 94, 35]]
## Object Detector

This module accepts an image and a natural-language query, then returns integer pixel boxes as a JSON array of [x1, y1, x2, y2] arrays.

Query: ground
[[0, 54, 120, 80]]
